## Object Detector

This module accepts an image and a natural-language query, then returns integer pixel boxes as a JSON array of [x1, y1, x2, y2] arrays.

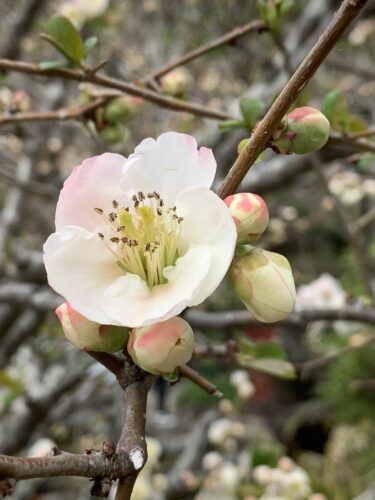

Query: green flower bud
[[99, 123, 128, 144], [104, 96, 143, 123], [230, 248, 296, 322], [271, 106, 330, 154]]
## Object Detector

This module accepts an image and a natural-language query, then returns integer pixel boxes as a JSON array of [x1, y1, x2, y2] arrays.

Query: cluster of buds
[[56, 306, 194, 375], [224, 193, 296, 322], [270, 106, 330, 155], [96, 96, 143, 144]]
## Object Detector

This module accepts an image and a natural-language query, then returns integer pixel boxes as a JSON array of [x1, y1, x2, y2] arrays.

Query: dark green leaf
[[42, 15, 84, 65], [240, 97, 265, 128]]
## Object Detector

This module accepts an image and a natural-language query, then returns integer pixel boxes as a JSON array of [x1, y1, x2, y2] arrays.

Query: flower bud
[[160, 68, 191, 97], [230, 248, 296, 322], [104, 96, 143, 123], [224, 193, 269, 244], [271, 106, 330, 154], [99, 123, 128, 144], [56, 302, 128, 352], [127, 317, 194, 375]]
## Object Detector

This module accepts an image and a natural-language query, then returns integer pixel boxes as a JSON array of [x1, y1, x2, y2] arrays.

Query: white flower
[[59, 0, 109, 29], [296, 273, 346, 309], [44, 132, 236, 328]]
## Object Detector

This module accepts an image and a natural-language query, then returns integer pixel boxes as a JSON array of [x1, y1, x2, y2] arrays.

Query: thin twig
[[0, 98, 106, 127], [143, 20, 266, 83], [218, 0, 369, 199], [0, 59, 233, 121], [179, 364, 223, 398], [350, 206, 375, 234]]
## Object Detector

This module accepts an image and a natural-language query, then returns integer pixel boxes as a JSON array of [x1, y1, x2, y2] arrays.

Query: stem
[[218, 0, 369, 199]]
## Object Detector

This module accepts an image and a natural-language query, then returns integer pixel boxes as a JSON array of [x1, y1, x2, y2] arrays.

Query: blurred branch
[[328, 135, 375, 154], [328, 56, 375, 80], [0, 59, 233, 121], [0, 97, 106, 127], [218, 0, 369, 198], [350, 206, 375, 233], [179, 364, 223, 398], [185, 306, 375, 329], [143, 20, 266, 84]]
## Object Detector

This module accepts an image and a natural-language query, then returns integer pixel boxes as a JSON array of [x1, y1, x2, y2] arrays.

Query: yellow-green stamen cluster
[[94, 191, 183, 288]]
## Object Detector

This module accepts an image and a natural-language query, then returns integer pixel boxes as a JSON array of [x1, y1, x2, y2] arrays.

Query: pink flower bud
[[271, 106, 330, 154], [160, 68, 191, 97], [56, 302, 128, 352], [230, 248, 296, 322], [127, 317, 194, 375], [224, 193, 269, 244]]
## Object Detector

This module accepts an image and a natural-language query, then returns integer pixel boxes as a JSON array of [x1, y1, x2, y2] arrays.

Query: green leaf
[[240, 97, 265, 128], [39, 60, 70, 70], [255, 341, 287, 360], [164, 369, 180, 383], [84, 36, 98, 58], [219, 119, 246, 132], [322, 90, 350, 132], [278, 0, 294, 16], [238, 355, 296, 379], [238, 336, 257, 356], [346, 115, 368, 133], [42, 15, 84, 65], [357, 153, 375, 173]]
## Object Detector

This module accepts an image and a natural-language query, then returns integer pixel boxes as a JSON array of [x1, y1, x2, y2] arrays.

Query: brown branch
[[328, 135, 375, 154], [218, 0, 369, 199], [351, 206, 375, 234], [0, 98, 106, 127], [0, 59, 232, 121], [143, 20, 266, 83], [179, 364, 223, 398]]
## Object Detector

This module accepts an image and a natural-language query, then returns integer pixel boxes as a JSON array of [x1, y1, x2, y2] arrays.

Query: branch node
[[90, 477, 112, 497]]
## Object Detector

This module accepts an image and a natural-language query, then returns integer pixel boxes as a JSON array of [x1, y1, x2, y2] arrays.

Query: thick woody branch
[[143, 20, 266, 83], [0, 59, 232, 121], [218, 0, 369, 198]]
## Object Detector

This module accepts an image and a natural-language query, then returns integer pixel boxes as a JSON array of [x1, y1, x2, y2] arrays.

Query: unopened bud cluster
[[270, 106, 330, 155], [224, 192, 296, 323]]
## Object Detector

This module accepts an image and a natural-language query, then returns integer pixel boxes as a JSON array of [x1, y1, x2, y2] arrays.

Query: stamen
[[112, 200, 119, 208], [94, 208, 104, 215], [157, 208, 162, 216], [153, 191, 160, 199], [98, 232, 104, 239], [109, 212, 117, 222], [110, 237, 120, 243]]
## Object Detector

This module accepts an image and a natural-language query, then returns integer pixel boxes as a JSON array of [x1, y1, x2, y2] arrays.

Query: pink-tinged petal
[[44, 226, 123, 324], [55, 153, 127, 232], [175, 187, 237, 305], [120, 132, 216, 206], [101, 244, 211, 327]]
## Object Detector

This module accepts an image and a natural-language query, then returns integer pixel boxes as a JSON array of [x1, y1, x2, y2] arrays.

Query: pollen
[[94, 191, 183, 288]]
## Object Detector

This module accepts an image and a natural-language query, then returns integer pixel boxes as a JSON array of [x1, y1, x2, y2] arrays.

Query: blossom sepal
[[127, 317, 194, 375], [224, 193, 269, 244], [230, 247, 296, 322], [56, 302, 128, 352], [270, 106, 330, 155]]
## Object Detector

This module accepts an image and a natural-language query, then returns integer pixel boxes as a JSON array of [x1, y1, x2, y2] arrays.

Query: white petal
[[55, 153, 127, 232], [175, 187, 237, 306], [43, 226, 122, 324], [120, 132, 216, 206], [101, 244, 211, 327]]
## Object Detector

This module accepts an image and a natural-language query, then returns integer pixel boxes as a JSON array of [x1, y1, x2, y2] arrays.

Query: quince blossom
[[44, 132, 236, 328]]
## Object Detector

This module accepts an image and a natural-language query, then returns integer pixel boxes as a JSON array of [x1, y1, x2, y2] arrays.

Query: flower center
[[94, 191, 183, 288]]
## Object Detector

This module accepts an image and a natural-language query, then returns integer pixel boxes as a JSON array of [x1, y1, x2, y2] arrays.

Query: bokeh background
[[0, 0, 374, 499]]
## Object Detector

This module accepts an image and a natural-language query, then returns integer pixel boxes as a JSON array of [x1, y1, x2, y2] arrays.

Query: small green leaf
[[240, 97, 265, 128], [42, 15, 84, 65], [84, 36, 98, 58], [238, 355, 296, 379], [219, 119, 246, 132], [322, 90, 350, 132], [357, 153, 375, 173], [278, 0, 295, 16], [237, 138, 249, 154], [238, 336, 257, 356], [164, 369, 180, 383], [255, 341, 287, 360], [39, 60, 70, 70]]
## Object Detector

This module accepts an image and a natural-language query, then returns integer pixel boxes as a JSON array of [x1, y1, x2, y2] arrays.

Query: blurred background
[[0, 0, 374, 499]]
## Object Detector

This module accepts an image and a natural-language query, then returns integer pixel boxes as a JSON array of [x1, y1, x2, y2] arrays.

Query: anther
[[110, 237, 120, 243], [138, 192, 145, 201], [153, 191, 160, 199], [157, 208, 162, 216], [94, 208, 104, 215], [109, 212, 117, 222], [134, 201, 140, 208], [145, 243, 151, 251], [121, 237, 128, 243], [147, 193, 155, 198], [178, 217, 184, 223], [112, 200, 119, 208], [98, 233, 104, 239], [117, 226, 126, 232], [159, 199, 164, 207], [132, 194, 138, 202]]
